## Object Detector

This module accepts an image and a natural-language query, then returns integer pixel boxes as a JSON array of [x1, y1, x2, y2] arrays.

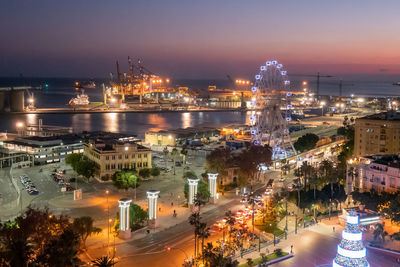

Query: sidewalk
[[236, 217, 343, 265]]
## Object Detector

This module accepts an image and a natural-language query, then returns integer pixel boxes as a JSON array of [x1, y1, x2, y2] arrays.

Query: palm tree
[[224, 211, 236, 251], [180, 145, 188, 165], [163, 146, 169, 169], [373, 223, 388, 243], [308, 173, 320, 200], [188, 212, 201, 259], [3, 236, 33, 267], [194, 194, 206, 213], [319, 159, 335, 197], [171, 148, 179, 175], [197, 222, 210, 264], [91, 256, 115, 267], [72, 216, 102, 248]]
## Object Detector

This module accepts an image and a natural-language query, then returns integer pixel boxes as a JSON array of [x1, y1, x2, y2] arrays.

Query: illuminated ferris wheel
[[249, 60, 296, 160]]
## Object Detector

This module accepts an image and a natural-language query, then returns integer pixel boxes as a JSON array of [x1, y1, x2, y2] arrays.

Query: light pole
[[167, 246, 189, 264], [106, 190, 110, 256], [16, 122, 24, 136], [320, 101, 326, 116]]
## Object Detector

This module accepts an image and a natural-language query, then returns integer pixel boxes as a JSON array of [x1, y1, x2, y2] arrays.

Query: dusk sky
[[1, 0, 400, 78]]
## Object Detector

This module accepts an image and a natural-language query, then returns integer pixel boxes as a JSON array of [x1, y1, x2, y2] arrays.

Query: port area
[[4, 106, 246, 114]]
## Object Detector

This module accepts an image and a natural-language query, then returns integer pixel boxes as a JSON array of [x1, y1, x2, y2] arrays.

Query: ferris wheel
[[249, 60, 296, 160]]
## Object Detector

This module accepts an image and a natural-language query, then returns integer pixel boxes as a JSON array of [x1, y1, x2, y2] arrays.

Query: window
[[138, 154, 142, 158], [118, 155, 122, 160], [125, 154, 129, 159], [131, 154, 135, 159], [112, 155, 115, 160], [118, 163, 122, 170], [111, 164, 115, 169], [106, 156, 109, 160], [144, 154, 147, 158]]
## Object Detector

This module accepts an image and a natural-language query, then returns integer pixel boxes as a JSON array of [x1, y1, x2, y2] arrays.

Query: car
[[27, 189, 39, 195], [278, 177, 285, 182]]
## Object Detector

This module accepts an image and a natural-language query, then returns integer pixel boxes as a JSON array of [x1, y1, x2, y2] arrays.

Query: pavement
[[237, 218, 399, 267]]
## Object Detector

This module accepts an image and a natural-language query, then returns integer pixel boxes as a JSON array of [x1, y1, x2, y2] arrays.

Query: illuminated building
[[347, 155, 400, 194], [84, 135, 152, 180], [354, 111, 400, 157]]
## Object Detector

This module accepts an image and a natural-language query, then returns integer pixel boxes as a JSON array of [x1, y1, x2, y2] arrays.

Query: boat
[[69, 90, 90, 106], [75, 80, 96, 89], [393, 82, 400, 86]]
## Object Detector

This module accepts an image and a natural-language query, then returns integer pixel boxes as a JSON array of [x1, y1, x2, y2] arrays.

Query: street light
[[16, 122, 24, 136], [105, 190, 110, 256], [320, 101, 326, 116]]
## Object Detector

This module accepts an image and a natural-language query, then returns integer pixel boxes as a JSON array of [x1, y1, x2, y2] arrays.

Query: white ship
[[69, 90, 90, 106]]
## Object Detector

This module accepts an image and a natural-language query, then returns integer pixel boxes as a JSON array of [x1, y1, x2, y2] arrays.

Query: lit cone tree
[[333, 210, 369, 267]]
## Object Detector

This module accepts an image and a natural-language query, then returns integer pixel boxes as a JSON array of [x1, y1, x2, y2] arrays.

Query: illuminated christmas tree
[[333, 210, 369, 267]]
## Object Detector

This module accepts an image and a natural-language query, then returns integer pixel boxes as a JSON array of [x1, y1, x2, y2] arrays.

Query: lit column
[[118, 198, 132, 239], [187, 178, 199, 207], [208, 173, 218, 203], [147, 190, 160, 228]]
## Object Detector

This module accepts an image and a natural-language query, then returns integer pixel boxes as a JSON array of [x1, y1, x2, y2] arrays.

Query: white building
[[347, 155, 400, 194]]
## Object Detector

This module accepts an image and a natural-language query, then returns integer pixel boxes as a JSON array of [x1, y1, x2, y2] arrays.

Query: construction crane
[[291, 72, 334, 98]]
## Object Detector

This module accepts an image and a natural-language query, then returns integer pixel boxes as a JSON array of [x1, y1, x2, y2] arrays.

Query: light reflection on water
[[3, 111, 250, 138], [105, 113, 118, 133], [27, 113, 37, 125], [182, 112, 191, 129]]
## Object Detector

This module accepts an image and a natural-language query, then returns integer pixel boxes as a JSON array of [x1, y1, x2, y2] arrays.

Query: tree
[[373, 223, 388, 243], [65, 153, 82, 170], [138, 168, 151, 179], [180, 145, 188, 165], [1, 236, 33, 267], [91, 256, 115, 267], [112, 170, 139, 190], [72, 216, 101, 248], [171, 148, 180, 175], [183, 170, 197, 180], [36, 229, 81, 267], [246, 258, 253, 266], [184, 179, 210, 203], [206, 148, 232, 175], [150, 167, 161, 177], [293, 133, 319, 153], [66, 153, 95, 180], [238, 145, 272, 184], [189, 212, 201, 259], [379, 195, 400, 224], [203, 242, 239, 267], [129, 203, 147, 230], [197, 222, 210, 264], [163, 147, 169, 169], [260, 253, 268, 264]]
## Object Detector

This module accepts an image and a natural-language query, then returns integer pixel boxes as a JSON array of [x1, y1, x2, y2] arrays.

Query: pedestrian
[[159, 207, 161, 212], [333, 226, 335, 232], [290, 245, 293, 254], [171, 202, 174, 206]]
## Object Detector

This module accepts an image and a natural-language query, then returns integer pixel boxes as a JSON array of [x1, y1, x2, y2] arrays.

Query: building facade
[[84, 139, 152, 179], [1, 135, 83, 164], [354, 111, 400, 157], [347, 155, 400, 194]]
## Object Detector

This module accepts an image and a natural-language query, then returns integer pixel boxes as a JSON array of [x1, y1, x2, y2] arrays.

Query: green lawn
[[239, 251, 289, 267], [254, 219, 285, 237]]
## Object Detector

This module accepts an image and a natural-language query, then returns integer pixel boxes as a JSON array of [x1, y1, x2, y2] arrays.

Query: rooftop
[[365, 154, 400, 168], [358, 111, 400, 121]]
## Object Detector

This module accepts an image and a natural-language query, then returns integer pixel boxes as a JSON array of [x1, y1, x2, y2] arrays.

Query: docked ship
[[69, 90, 90, 106], [75, 80, 96, 89]]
